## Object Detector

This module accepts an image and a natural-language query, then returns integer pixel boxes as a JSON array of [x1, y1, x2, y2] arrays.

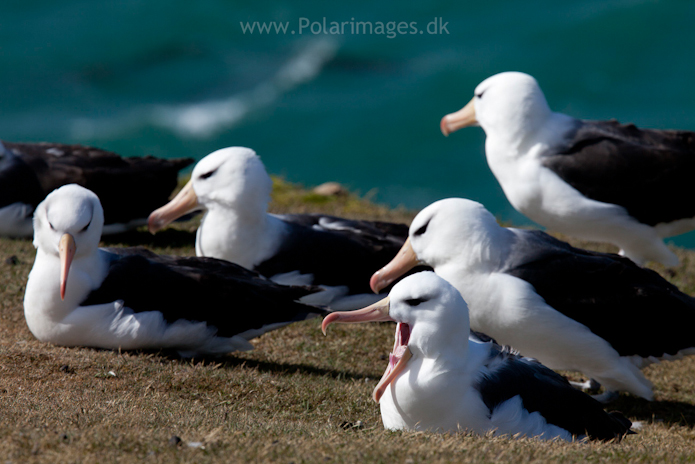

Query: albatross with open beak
[[23, 184, 327, 356], [323, 272, 633, 441]]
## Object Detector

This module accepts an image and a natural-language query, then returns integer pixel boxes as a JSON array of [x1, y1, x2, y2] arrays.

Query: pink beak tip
[[320, 313, 339, 336], [147, 215, 160, 234], [369, 272, 381, 294], [372, 386, 384, 403], [440, 116, 450, 137]]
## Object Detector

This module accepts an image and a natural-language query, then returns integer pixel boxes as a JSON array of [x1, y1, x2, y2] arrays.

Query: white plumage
[[441, 71, 695, 266], [370, 198, 695, 401]]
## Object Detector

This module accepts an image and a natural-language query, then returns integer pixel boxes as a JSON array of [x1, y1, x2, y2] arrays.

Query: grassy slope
[[2, 178, 695, 463]]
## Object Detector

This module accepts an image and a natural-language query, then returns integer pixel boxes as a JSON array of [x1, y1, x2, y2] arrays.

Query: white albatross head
[[440, 72, 552, 143], [370, 198, 507, 293], [322, 271, 469, 402], [148, 146, 271, 233], [32, 184, 104, 300]]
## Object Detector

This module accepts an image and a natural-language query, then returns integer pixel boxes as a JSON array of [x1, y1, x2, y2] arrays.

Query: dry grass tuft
[[2, 178, 695, 462]]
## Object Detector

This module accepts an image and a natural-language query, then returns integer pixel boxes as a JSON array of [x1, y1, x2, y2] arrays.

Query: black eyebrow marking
[[413, 219, 430, 237]]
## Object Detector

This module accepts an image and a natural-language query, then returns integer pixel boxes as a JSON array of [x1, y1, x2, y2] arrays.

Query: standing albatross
[[148, 147, 419, 309], [369, 198, 695, 401], [0, 140, 193, 237], [323, 272, 633, 441], [23, 184, 327, 356], [440, 71, 695, 266]]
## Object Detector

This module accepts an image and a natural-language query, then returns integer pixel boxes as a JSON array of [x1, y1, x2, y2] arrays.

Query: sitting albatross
[[369, 198, 695, 401], [0, 140, 193, 237], [323, 271, 633, 441], [440, 71, 695, 266], [23, 184, 327, 356], [148, 147, 418, 309]]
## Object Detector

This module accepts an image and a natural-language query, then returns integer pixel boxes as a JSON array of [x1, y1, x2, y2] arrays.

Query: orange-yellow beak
[[321, 297, 393, 335], [440, 97, 477, 136], [147, 180, 200, 234], [59, 233, 76, 301], [370, 237, 419, 294]]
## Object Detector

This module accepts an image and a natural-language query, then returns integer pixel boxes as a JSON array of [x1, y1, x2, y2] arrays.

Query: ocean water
[[2, 0, 695, 247]]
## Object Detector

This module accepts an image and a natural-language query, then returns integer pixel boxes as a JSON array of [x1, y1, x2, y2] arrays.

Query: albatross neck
[[196, 204, 285, 269], [25, 247, 110, 325], [485, 110, 575, 159]]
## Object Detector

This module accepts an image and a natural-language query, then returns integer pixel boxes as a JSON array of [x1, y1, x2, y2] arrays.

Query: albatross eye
[[80, 219, 91, 232], [475, 90, 485, 99], [405, 298, 427, 306], [198, 169, 217, 180], [413, 220, 430, 237]]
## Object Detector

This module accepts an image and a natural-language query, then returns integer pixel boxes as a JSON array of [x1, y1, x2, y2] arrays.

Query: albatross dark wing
[[0, 148, 44, 209], [542, 119, 695, 225], [256, 214, 425, 293], [477, 346, 633, 441], [503, 230, 695, 357], [81, 247, 327, 338], [3, 141, 193, 226]]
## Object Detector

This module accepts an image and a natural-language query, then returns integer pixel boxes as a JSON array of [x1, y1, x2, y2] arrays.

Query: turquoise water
[[3, 0, 695, 247]]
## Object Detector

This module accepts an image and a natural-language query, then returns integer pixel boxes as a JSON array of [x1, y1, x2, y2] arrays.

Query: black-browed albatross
[[370, 198, 695, 401], [148, 146, 422, 310], [323, 271, 633, 441], [23, 184, 327, 356], [440, 71, 695, 266], [0, 140, 192, 237]]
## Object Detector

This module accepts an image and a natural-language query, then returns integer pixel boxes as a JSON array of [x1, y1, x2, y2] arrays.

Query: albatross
[[323, 271, 633, 441], [440, 71, 695, 266], [369, 198, 695, 401], [148, 147, 419, 309], [0, 140, 193, 237], [23, 184, 327, 356]]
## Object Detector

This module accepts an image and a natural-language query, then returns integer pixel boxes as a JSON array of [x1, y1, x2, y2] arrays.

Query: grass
[[3, 179, 695, 462]]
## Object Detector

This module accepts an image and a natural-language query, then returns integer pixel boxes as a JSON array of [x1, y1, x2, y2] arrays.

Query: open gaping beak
[[370, 237, 419, 294], [373, 330, 412, 403], [147, 180, 200, 234], [322, 297, 413, 403], [440, 97, 478, 136], [59, 233, 76, 301]]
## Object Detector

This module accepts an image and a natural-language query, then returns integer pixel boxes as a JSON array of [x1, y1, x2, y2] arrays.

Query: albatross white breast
[[0, 140, 192, 237], [323, 272, 633, 441], [370, 198, 695, 401], [440, 71, 695, 266], [23, 184, 327, 356], [148, 147, 420, 309]]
